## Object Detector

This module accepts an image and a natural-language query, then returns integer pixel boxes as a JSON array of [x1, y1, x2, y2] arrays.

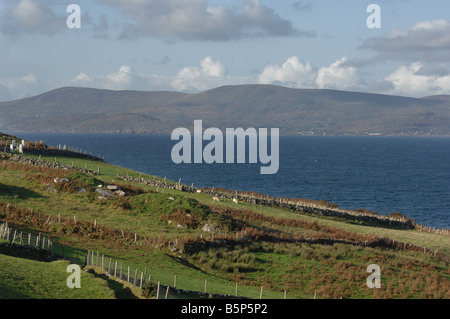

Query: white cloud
[[258, 56, 364, 91], [20, 73, 37, 84], [383, 62, 450, 97], [171, 57, 234, 92], [0, 73, 39, 101], [72, 66, 135, 90], [315, 57, 364, 90], [2, 73, 38, 90], [73, 73, 93, 85], [258, 56, 316, 88], [72, 66, 172, 92], [99, 65, 134, 90]]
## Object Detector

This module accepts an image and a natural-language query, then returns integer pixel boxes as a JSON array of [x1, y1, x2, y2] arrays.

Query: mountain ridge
[[1, 85, 449, 136]]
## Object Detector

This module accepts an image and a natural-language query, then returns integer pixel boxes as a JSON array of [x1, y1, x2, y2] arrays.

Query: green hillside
[[0, 253, 138, 299], [0, 147, 449, 299]]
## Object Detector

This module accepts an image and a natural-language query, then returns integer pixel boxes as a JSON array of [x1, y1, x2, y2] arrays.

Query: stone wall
[[7, 154, 99, 175], [23, 147, 104, 162], [117, 175, 417, 230]]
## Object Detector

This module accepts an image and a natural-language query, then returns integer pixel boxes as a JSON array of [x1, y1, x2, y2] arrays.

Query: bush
[[142, 281, 158, 298]]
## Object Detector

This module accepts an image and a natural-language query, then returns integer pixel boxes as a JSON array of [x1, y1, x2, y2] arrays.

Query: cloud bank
[[0, 0, 62, 36], [96, 0, 315, 41], [259, 56, 364, 91], [362, 19, 450, 62]]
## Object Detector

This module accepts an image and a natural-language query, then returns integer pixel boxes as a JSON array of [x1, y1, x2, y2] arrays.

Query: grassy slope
[[5, 154, 449, 255], [0, 254, 140, 299], [0, 153, 449, 299]]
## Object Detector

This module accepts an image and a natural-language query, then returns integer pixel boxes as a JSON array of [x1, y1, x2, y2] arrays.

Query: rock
[[46, 184, 57, 193], [78, 187, 86, 193], [107, 185, 118, 190], [95, 188, 114, 197], [202, 224, 217, 233], [53, 177, 69, 183], [168, 196, 175, 201], [115, 190, 126, 196]]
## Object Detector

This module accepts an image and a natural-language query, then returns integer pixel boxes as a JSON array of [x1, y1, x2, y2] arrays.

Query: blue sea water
[[16, 133, 450, 229]]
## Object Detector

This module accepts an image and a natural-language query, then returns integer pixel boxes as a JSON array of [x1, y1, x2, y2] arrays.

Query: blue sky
[[0, 0, 449, 101]]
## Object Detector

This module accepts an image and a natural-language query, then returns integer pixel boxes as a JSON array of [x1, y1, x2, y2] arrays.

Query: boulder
[[115, 190, 126, 196], [95, 188, 114, 197]]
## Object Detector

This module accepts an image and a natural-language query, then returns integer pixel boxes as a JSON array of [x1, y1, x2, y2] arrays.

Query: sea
[[15, 133, 450, 229]]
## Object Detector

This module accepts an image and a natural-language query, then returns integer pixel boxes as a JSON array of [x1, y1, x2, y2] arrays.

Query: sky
[[0, 0, 450, 102]]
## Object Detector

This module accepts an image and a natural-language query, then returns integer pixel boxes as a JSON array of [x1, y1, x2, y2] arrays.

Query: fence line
[[0, 222, 53, 252], [0, 220, 273, 299], [84, 249, 258, 299]]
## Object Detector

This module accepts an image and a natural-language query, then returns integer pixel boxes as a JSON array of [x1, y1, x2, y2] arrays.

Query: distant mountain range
[[1, 85, 449, 136]]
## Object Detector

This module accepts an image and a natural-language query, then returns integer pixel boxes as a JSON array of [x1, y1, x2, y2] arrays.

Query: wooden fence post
[[134, 269, 138, 286], [156, 282, 160, 299], [108, 258, 112, 274], [144, 267, 147, 283], [165, 286, 170, 299]]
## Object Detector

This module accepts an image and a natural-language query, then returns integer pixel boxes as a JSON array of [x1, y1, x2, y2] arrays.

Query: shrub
[[142, 281, 158, 298]]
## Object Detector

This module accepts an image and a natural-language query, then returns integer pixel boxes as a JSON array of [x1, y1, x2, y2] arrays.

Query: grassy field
[[0, 152, 449, 299], [0, 253, 141, 299]]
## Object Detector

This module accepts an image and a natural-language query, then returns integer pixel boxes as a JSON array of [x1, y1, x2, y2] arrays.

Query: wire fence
[[0, 222, 54, 251], [0, 221, 282, 299], [84, 249, 255, 299]]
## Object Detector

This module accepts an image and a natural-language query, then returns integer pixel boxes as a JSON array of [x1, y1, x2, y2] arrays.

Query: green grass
[[24, 154, 173, 184], [13, 154, 449, 255], [1, 153, 449, 299], [0, 253, 137, 299]]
